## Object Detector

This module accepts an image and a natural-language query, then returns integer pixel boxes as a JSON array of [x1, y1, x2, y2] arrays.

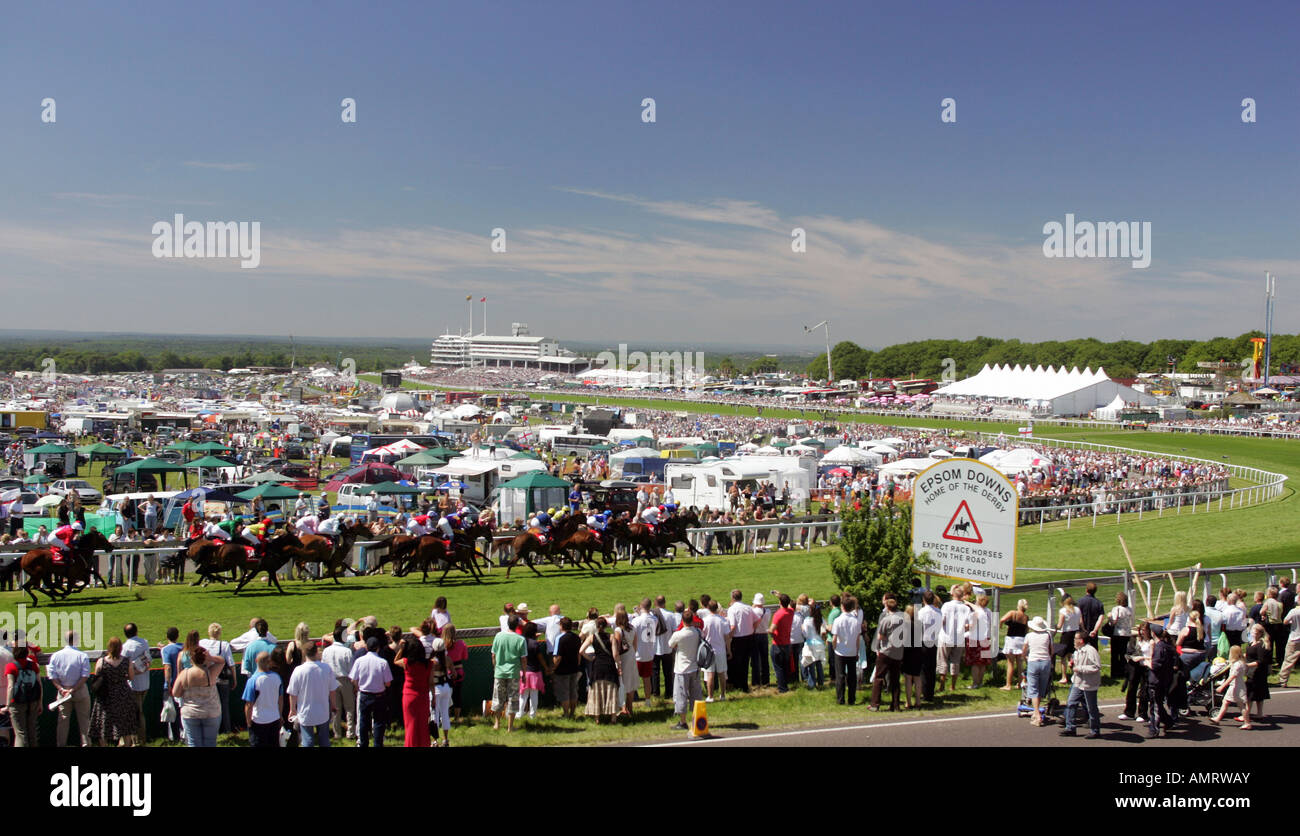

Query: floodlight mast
[[805, 321, 832, 385]]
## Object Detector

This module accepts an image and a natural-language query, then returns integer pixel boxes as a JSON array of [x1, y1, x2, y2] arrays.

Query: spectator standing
[[489, 615, 526, 732], [918, 591, 941, 701], [517, 622, 551, 722], [1055, 596, 1080, 685], [444, 625, 468, 725], [1145, 624, 1176, 739], [581, 618, 620, 724], [552, 618, 582, 719], [1060, 631, 1102, 738], [159, 627, 183, 741], [870, 594, 904, 711], [701, 600, 731, 702], [1023, 617, 1054, 727], [999, 600, 1029, 690], [632, 599, 659, 704], [726, 590, 754, 693], [287, 641, 339, 748], [801, 604, 827, 690], [243, 652, 284, 748], [350, 636, 393, 747], [393, 634, 431, 747], [1119, 622, 1154, 723], [768, 593, 795, 693], [198, 623, 236, 735], [1095, 593, 1133, 680], [171, 646, 225, 747], [1277, 601, 1300, 687], [1077, 582, 1105, 649], [751, 593, 771, 688], [48, 631, 92, 747], [1244, 624, 1270, 721], [653, 595, 676, 700], [1209, 646, 1252, 731], [937, 586, 970, 693], [322, 625, 357, 741], [667, 608, 702, 730], [88, 638, 136, 747], [1262, 588, 1285, 667], [3, 643, 42, 747], [121, 623, 151, 744], [831, 596, 863, 705]]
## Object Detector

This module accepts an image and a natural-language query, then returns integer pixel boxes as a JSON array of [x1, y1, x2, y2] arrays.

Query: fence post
[[1092, 507, 1097, 527], [1039, 509, 1044, 532]]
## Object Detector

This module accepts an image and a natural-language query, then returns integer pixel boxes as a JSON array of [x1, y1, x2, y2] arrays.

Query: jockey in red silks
[[640, 504, 662, 535], [51, 521, 82, 564]]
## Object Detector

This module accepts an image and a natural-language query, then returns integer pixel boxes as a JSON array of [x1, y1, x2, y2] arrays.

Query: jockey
[[202, 518, 232, 541], [51, 521, 81, 562], [241, 518, 271, 549], [295, 514, 320, 538], [317, 514, 343, 546], [406, 514, 432, 538], [435, 512, 455, 542], [640, 504, 662, 531]]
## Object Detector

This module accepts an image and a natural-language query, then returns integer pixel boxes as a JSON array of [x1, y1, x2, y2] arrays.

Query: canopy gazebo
[[496, 470, 572, 523]]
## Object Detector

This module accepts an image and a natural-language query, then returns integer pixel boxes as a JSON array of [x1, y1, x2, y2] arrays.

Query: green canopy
[[632, 436, 655, 445], [772, 439, 791, 448], [76, 442, 128, 456], [26, 443, 76, 454], [194, 441, 232, 453], [164, 440, 200, 452], [497, 470, 572, 490], [508, 451, 542, 460], [235, 483, 304, 501], [23, 474, 50, 485], [246, 470, 293, 484], [183, 455, 236, 469], [395, 450, 453, 467], [590, 443, 615, 452], [113, 457, 188, 474], [365, 480, 423, 496]]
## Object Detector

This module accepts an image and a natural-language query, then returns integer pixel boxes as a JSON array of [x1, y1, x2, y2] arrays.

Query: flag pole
[[482, 297, 487, 336]]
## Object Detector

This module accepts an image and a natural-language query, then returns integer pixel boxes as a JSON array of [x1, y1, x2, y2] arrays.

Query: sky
[[1, 0, 1297, 351]]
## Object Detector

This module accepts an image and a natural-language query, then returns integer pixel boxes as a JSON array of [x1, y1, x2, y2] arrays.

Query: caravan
[[664, 456, 813, 512]]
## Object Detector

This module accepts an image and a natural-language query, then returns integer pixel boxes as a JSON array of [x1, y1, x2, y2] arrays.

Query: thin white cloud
[[183, 161, 255, 172]]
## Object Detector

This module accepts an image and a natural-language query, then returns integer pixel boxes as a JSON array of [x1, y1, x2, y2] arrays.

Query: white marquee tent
[[935, 364, 1156, 416]]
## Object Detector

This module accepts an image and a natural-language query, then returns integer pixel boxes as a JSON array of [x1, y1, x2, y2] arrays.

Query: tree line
[[805, 333, 1300, 382]]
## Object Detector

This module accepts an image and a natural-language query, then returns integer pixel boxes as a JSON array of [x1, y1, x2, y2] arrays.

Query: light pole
[[1264, 272, 1276, 388], [805, 321, 832, 385]]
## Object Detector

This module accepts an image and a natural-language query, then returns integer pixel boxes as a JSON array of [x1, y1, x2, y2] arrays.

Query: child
[[1209, 646, 1251, 730]]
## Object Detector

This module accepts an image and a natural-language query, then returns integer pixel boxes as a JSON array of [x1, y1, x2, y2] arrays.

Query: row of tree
[[806, 333, 1300, 382], [0, 339, 417, 375]]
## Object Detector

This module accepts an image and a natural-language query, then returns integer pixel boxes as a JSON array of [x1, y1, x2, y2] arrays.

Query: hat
[[516, 602, 530, 614], [71, 521, 84, 530], [1149, 622, 1165, 637], [1027, 616, 1049, 633], [753, 593, 765, 606]]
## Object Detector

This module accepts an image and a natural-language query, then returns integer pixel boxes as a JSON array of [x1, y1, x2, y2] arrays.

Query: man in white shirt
[[937, 587, 971, 694], [831, 596, 863, 705], [230, 617, 279, 652], [667, 608, 702, 730], [653, 595, 678, 699], [1222, 594, 1247, 645], [632, 599, 659, 704], [702, 600, 732, 702], [350, 637, 394, 748], [47, 630, 91, 747], [532, 604, 564, 655], [322, 625, 357, 741], [121, 623, 151, 744], [287, 642, 339, 747], [726, 589, 755, 693], [918, 591, 942, 701], [1276, 605, 1300, 688]]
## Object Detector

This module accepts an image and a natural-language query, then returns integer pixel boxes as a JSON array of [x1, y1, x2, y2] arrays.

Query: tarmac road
[[644, 688, 1300, 748]]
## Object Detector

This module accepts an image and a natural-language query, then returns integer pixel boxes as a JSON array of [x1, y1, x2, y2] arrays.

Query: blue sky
[[1, 0, 1296, 349]]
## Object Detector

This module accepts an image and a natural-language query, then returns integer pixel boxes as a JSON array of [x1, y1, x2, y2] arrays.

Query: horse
[[503, 514, 583, 578], [161, 538, 247, 586], [294, 521, 373, 583], [610, 510, 702, 565], [232, 531, 306, 595], [17, 529, 114, 606], [553, 526, 610, 572]]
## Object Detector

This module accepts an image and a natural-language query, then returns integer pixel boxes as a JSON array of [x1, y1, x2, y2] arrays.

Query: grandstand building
[[430, 322, 590, 373]]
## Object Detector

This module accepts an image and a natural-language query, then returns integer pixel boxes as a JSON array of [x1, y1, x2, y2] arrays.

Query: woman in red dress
[[394, 634, 432, 747]]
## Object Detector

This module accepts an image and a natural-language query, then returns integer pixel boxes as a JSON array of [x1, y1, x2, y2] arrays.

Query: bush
[[829, 501, 929, 626]]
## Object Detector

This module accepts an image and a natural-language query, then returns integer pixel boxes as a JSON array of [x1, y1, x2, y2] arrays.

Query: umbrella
[[235, 483, 304, 501], [827, 467, 852, 477], [438, 480, 467, 490], [246, 470, 293, 484], [23, 474, 50, 485], [35, 494, 63, 508]]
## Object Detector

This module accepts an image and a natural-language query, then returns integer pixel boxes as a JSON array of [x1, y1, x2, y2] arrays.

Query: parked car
[[103, 458, 158, 494], [14, 491, 45, 518], [49, 479, 103, 504], [283, 443, 307, 460]]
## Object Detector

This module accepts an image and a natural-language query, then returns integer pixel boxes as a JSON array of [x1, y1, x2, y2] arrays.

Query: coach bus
[[349, 432, 454, 465]]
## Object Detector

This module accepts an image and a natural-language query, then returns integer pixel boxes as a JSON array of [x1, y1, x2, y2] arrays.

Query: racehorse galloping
[[502, 513, 583, 578], [162, 539, 245, 586], [292, 521, 373, 583], [232, 531, 306, 595], [18, 529, 114, 606], [610, 510, 702, 565]]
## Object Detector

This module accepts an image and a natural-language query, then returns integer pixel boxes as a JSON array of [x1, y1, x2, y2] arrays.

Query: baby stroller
[[1016, 673, 1060, 720], [1185, 656, 1230, 717]]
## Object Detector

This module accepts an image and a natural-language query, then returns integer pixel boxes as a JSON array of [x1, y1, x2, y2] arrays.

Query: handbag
[[1101, 621, 1115, 638], [87, 672, 103, 695], [160, 695, 178, 724]]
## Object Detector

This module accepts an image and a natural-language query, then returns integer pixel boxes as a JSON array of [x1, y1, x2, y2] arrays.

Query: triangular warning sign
[[942, 500, 983, 543]]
